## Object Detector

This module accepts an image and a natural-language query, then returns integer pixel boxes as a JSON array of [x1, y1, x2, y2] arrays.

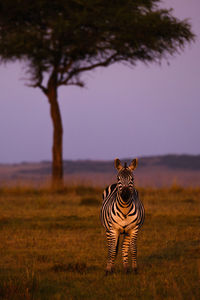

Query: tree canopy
[[0, 0, 195, 187], [0, 0, 194, 89]]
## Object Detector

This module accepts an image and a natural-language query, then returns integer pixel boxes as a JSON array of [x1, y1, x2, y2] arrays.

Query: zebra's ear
[[114, 158, 123, 171], [129, 158, 138, 171]]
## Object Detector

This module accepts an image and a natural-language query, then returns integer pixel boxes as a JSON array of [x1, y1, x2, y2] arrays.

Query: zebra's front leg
[[106, 229, 119, 274], [130, 229, 139, 273], [122, 233, 131, 273]]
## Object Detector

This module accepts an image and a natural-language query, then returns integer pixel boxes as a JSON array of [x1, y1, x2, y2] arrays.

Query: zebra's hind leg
[[122, 233, 131, 273], [130, 229, 139, 273], [106, 230, 119, 274]]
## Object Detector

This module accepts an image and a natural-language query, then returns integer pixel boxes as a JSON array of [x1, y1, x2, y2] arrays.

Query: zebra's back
[[101, 183, 117, 230], [102, 183, 117, 201]]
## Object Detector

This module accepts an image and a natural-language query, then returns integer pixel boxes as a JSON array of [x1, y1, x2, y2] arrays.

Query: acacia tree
[[0, 0, 194, 187]]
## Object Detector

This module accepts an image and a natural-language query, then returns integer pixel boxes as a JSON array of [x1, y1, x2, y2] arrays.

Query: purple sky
[[0, 0, 200, 163]]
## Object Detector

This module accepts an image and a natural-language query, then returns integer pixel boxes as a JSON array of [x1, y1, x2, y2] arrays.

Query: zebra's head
[[114, 158, 137, 202]]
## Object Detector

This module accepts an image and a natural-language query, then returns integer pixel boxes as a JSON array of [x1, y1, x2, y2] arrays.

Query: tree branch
[[34, 83, 48, 95], [26, 81, 48, 95], [58, 53, 118, 86], [26, 64, 48, 94]]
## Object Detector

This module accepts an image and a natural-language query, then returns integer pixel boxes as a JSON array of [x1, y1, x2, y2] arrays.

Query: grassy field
[[0, 185, 199, 299]]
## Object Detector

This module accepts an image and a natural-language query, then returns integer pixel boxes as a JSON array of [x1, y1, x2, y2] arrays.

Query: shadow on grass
[[0, 276, 60, 300], [143, 239, 200, 263], [80, 196, 100, 206], [51, 262, 99, 274], [0, 215, 99, 231]]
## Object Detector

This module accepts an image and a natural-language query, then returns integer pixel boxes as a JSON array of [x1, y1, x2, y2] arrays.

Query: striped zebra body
[[100, 158, 145, 274]]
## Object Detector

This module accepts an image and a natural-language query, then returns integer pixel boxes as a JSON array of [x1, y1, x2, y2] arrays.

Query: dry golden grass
[[0, 185, 199, 299]]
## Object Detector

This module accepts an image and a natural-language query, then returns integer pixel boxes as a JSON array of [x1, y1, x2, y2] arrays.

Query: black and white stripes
[[100, 158, 145, 274]]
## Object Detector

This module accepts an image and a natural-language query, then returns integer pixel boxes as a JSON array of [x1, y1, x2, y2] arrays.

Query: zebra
[[100, 158, 145, 274]]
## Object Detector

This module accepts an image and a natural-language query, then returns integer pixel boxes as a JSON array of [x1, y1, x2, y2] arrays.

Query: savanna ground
[[0, 185, 199, 299]]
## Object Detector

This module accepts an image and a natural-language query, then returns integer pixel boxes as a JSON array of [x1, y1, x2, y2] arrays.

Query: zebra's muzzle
[[121, 187, 132, 201]]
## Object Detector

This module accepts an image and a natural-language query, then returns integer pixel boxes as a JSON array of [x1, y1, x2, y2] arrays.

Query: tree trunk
[[46, 81, 63, 189]]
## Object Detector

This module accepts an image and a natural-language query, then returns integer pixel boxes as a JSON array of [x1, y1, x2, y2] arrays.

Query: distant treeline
[[15, 154, 200, 175], [152, 154, 200, 170]]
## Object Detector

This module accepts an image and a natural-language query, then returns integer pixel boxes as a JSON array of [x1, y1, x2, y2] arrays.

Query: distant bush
[[52, 262, 87, 273], [51, 262, 98, 273], [80, 196, 100, 206], [75, 185, 101, 196], [155, 154, 200, 170], [0, 184, 101, 196]]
